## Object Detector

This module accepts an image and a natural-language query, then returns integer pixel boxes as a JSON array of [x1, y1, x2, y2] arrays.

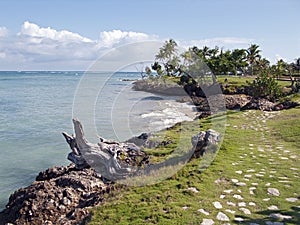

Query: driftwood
[[62, 119, 148, 181]]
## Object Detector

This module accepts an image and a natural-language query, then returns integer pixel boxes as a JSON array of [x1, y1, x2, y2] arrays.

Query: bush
[[248, 70, 282, 101]]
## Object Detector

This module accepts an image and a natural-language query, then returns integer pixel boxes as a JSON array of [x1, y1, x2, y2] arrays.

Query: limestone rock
[[191, 129, 221, 157]]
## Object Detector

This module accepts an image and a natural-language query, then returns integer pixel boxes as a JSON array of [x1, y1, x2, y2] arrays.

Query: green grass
[[87, 98, 300, 225]]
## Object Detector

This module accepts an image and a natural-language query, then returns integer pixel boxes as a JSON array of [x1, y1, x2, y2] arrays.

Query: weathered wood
[[63, 119, 146, 181]]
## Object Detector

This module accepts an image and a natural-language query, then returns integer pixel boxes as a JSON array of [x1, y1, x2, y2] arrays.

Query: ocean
[[0, 71, 196, 210]]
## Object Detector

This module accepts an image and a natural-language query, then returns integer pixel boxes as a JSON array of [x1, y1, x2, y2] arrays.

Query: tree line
[[145, 39, 300, 78]]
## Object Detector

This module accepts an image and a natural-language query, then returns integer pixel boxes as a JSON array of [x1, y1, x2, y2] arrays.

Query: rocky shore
[[0, 164, 116, 225], [0, 124, 221, 225]]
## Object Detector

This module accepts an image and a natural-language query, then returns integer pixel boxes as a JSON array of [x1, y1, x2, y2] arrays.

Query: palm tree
[[231, 49, 248, 76], [246, 44, 261, 76]]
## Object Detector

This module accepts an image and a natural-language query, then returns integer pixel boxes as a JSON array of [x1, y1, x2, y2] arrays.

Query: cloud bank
[[0, 21, 254, 70]]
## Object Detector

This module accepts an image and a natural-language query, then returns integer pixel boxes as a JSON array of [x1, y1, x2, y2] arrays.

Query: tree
[[231, 49, 248, 75], [155, 39, 180, 76], [246, 44, 261, 76]]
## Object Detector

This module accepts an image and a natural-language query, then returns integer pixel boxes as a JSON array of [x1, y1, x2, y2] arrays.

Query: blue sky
[[0, 0, 299, 70]]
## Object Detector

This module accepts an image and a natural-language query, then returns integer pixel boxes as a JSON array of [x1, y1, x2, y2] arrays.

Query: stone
[[268, 188, 280, 196], [249, 202, 256, 206], [223, 189, 233, 194], [286, 197, 298, 202], [268, 205, 279, 210], [239, 207, 251, 214], [238, 202, 246, 207], [234, 217, 244, 222], [198, 209, 210, 215], [187, 187, 199, 193], [269, 213, 292, 220], [213, 201, 222, 209], [219, 194, 226, 199], [235, 170, 243, 174], [191, 129, 221, 157], [225, 209, 235, 214], [227, 201, 236, 206], [182, 206, 189, 210], [231, 179, 239, 183], [0, 164, 112, 225], [201, 219, 215, 225], [233, 194, 243, 200], [236, 182, 246, 186], [216, 212, 229, 221]]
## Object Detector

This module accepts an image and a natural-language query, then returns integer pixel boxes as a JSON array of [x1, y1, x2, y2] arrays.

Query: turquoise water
[[0, 71, 195, 210]]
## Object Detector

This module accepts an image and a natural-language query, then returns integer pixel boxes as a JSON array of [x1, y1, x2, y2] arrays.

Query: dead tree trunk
[[62, 119, 144, 181]]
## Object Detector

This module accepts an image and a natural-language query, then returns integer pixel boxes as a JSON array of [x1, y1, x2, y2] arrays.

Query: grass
[[87, 95, 300, 224]]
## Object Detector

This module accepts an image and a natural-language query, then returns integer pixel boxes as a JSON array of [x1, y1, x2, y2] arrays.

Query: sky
[[0, 0, 299, 70]]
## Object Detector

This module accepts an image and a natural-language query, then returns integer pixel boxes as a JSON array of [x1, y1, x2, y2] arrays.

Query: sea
[[0, 71, 196, 210]]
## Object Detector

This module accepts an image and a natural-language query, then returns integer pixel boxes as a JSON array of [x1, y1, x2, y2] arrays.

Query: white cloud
[[99, 30, 157, 48], [0, 26, 8, 37], [19, 21, 93, 43], [0, 21, 259, 70]]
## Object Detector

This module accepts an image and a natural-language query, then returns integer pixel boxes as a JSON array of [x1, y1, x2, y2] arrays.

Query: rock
[[239, 207, 251, 214], [267, 188, 280, 196], [198, 209, 210, 215], [191, 129, 221, 157], [269, 213, 292, 220], [286, 197, 298, 202], [216, 212, 229, 221], [201, 218, 215, 225], [127, 132, 173, 149], [0, 164, 116, 225], [212, 201, 222, 209], [187, 187, 199, 193], [268, 205, 279, 210], [241, 98, 275, 111]]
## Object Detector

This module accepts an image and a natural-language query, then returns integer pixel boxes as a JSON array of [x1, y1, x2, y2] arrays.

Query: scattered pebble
[[213, 201, 222, 209], [236, 182, 246, 186], [268, 205, 279, 210], [198, 209, 210, 216], [269, 213, 292, 220], [268, 188, 280, 196], [235, 170, 243, 174], [263, 198, 270, 201], [201, 218, 215, 225], [219, 194, 226, 199], [238, 202, 246, 207], [187, 187, 199, 193], [216, 212, 229, 221], [225, 209, 235, 214], [182, 206, 189, 210], [234, 217, 244, 222], [249, 202, 256, 206], [227, 201, 236, 206], [231, 179, 239, 183], [286, 197, 298, 202], [233, 194, 243, 200], [239, 207, 251, 215], [223, 189, 233, 194]]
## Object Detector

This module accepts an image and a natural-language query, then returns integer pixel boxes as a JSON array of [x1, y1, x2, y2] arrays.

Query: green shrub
[[247, 69, 282, 101]]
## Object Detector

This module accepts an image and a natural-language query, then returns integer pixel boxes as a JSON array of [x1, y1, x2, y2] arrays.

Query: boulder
[[191, 129, 221, 157]]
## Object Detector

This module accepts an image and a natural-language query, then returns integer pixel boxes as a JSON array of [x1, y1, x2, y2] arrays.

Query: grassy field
[[87, 93, 300, 225]]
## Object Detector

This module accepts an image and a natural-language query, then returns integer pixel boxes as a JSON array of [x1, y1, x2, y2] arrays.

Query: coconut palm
[[246, 44, 261, 76]]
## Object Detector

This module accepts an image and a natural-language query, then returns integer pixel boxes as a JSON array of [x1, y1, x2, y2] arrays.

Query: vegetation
[[88, 97, 300, 224], [137, 39, 300, 101]]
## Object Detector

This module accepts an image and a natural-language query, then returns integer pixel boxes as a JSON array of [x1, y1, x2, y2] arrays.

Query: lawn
[[88, 94, 300, 225]]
